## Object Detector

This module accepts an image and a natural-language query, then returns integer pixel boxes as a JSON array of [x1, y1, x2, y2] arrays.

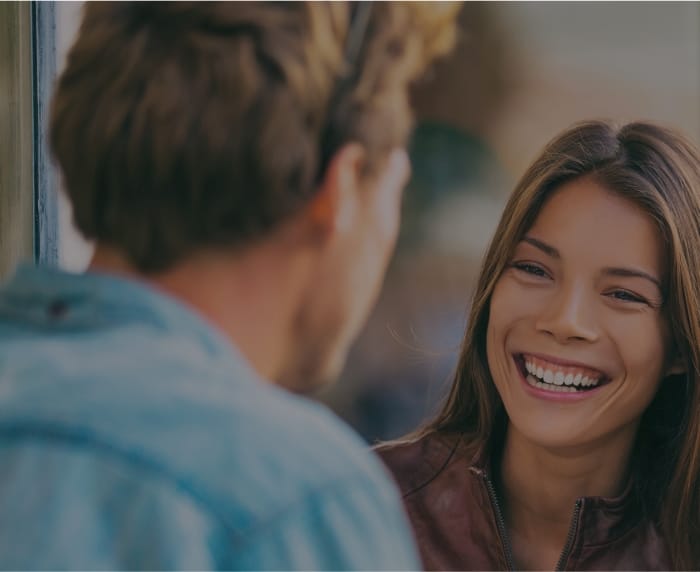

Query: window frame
[[0, 1, 58, 279]]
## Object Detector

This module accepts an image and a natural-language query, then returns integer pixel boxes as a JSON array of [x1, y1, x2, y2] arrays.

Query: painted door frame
[[0, 1, 57, 279]]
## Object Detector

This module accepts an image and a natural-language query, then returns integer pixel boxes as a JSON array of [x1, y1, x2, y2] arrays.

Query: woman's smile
[[513, 352, 612, 400]]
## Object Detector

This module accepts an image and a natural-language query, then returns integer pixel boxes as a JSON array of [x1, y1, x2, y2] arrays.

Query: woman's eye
[[608, 290, 647, 305], [512, 262, 548, 278]]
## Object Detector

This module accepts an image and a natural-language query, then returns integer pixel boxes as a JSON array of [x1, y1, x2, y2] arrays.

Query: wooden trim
[[0, 2, 34, 278]]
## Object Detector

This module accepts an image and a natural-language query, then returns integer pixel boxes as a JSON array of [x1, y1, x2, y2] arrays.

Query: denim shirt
[[0, 264, 420, 570]]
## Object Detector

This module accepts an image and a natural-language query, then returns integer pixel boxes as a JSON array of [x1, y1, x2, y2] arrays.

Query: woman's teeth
[[524, 358, 603, 392]]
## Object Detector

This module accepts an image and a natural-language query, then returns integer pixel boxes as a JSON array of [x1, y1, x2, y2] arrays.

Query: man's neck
[[89, 243, 311, 385]]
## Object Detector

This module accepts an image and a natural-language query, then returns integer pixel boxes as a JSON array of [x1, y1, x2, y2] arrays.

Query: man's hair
[[51, 2, 458, 272]]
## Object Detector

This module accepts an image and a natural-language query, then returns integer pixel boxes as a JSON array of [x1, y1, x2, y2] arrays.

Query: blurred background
[[2, 2, 699, 443], [323, 1, 700, 443]]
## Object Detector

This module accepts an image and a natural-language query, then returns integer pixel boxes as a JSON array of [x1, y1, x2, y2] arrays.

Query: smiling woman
[[376, 120, 700, 570]]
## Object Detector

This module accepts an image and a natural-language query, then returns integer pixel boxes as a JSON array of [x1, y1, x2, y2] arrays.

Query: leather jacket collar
[[377, 431, 669, 570]]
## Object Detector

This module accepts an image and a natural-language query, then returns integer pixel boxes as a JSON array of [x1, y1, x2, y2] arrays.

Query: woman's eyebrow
[[522, 236, 559, 258], [602, 267, 663, 290], [521, 236, 663, 291]]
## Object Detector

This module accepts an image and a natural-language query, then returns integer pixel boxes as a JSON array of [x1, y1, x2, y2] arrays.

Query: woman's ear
[[664, 353, 687, 377]]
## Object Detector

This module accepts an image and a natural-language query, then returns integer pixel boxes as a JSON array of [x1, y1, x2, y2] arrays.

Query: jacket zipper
[[555, 499, 583, 571], [482, 474, 516, 571], [482, 471, 583, 572]]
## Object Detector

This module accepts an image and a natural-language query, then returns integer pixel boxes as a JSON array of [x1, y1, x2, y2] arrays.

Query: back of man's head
[[51, 2, 458, 272], [50, 1, 459, 389]]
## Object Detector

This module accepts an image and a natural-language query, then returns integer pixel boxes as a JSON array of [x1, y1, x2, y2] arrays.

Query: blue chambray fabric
[[0, 263, 420, 571]]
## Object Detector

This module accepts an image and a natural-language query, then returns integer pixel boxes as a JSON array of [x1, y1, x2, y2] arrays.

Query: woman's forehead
[[521, 179, 665, 276]]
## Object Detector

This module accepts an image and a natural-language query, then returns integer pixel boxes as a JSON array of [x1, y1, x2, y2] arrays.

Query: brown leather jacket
[[376, 432, 671, 570]]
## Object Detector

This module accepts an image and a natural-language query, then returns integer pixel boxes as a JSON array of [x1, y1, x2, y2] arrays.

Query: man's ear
[[306, 143, 366, 238]]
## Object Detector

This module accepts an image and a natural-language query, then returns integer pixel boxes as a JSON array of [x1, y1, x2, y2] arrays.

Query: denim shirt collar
[[0, 262, 246, 367]]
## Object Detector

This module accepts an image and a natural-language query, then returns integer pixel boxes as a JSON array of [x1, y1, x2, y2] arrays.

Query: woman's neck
[[498, 422, 638, 570]]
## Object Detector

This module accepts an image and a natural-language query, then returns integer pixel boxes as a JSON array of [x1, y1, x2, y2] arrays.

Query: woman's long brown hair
[[418, 120, 700, 569]]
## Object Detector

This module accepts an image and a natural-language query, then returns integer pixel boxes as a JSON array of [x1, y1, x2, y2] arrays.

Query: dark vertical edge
[[31, 0, 58, 266]]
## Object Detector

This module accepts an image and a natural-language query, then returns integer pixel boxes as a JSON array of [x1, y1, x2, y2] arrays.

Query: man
[[0, 2, 457, 569]]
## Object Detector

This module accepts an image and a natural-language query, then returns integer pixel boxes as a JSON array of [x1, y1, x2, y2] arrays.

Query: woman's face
[[487, 177, 679, 451]]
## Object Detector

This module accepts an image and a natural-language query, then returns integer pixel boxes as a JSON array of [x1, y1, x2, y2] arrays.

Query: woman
[[377, 120, 700, 570]]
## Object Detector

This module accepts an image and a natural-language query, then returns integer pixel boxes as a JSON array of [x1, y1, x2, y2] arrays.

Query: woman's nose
[[535, 283, 600, 344]]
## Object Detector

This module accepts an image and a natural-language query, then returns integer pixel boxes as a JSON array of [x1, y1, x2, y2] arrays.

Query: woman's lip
[[517, 351, 609, 379], [513, 356, 609, 401]]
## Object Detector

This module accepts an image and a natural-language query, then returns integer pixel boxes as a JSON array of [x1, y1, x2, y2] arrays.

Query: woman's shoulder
[[374, 431, 474, 497]]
